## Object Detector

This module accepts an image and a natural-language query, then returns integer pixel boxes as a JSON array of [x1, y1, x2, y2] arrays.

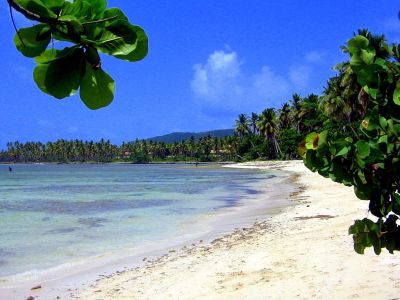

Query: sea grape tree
[[8, 0, 148, 109], [302, 32, 400, 254]]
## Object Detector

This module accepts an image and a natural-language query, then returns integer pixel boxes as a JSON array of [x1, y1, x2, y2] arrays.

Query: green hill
[[146, 129, 235, 143]]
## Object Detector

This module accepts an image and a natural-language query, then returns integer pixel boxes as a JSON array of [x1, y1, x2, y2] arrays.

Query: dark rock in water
[[26, 296, 34, 300], [78, 217, 108, 228], [46, 227, 78, 234], [0, 198, 174, 215], [31, 285, 41, 290]]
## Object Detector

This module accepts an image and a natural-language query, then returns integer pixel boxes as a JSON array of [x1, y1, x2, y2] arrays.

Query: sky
[[0, 1, 400, 147]]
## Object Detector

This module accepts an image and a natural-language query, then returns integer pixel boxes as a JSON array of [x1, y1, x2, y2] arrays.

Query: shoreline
[[0, 161, 237, 165], [72, 160, 399, 299], [0, 163, 296, 300]]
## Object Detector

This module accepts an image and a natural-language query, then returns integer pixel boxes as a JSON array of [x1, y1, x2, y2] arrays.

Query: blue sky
[[0, 1, 399, 147]]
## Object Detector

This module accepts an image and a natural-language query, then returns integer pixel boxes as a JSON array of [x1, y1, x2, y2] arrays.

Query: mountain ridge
[[146, 129, 235, 143]]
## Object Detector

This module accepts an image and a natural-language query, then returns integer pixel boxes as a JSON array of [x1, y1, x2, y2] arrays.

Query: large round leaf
[[116, 25, 148, 62], [90, 0, 107, 17], [347, 35, 369, 55], [33, 48, 85, 99], [35, 46, 78, 64], [14, 24, 51, 57], [355, 141, 370, 159], [80, 64, 115, 109], [103, 8, 128, 21], [95, 22, 148, 62]]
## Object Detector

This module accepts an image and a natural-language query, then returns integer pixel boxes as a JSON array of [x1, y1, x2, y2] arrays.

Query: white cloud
[[191, 48, 321, 114], [289, 65, 311, 89], [305, 51, 325, 63], [191, 50, 243, 103], [252, 66, 290, 99]]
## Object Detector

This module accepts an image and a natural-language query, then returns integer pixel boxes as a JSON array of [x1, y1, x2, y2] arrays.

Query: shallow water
[[0, 163, 286, 280]]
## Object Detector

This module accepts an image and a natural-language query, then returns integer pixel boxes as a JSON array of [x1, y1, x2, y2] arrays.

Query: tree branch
[[9, 3, 25, 46], [7, 0, 57, 23]]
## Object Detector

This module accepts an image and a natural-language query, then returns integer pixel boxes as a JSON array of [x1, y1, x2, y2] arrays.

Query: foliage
[[8, 0, 148, 109], [279, 128, 303, 159], [237, 134, 267, 161], [302, 32, 400, 254], [1, 135, 241, 163]]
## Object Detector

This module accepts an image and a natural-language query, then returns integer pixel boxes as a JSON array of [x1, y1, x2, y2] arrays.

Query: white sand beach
[[68, 160, 400, 300]]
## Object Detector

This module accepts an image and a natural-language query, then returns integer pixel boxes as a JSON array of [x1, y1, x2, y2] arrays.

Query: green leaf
[[377, 135, 388, 144], [89, 0, 107, 16], [335, 146, 350, 157], [103, 7, 128, 21], [354, 185, 371, 201], [14, 24, 51, 57], [58, 15, 84, 35], [80, 64, 115, 109], [84, 47, 100, 66], [60, 0, 81, 16], [360, 49, 376, 64], [106, 20, 137, 43], [94, 23, 148, 62], [355, 141, 370, 159], [393, 80, 400, 105], [35, 46, 78, 64], [347, 35, 369, 54], [14, 0, 57, 19], [41, 0, 65, 11], [379, 116, 388, 129], [33, 48, 85, 99], [305, 132, 318, 150], [357, 64, 382, 88], [318, 130, 328, 146], [350, 54, 365, 69], [374, 58, 387, 69], [354, 242, 365, 254], [115, 25, 148, 62], [368, 88, 378, 99]]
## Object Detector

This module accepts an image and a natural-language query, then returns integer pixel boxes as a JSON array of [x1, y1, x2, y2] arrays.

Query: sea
[[0, 163, 292, 290]]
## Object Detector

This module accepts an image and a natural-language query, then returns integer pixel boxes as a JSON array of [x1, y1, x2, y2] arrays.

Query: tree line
[[0, 136, 240, 163]]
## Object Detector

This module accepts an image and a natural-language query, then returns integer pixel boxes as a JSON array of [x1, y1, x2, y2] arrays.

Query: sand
[[48, 161, 400, 299]]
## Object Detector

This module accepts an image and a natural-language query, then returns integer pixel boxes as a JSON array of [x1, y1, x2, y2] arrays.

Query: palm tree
[[319, 75, 351, 120], [297, 94, 322, 133], [290, 93, 303, 133], [250, 112, 259, 134], [235, 114, 250, 139], [319, 62, 363, 137], [278, 102, 292, 130], [257, 108, 281, 158]]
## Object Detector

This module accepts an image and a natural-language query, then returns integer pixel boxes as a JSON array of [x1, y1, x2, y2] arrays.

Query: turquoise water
[[0, 163, 284, 279]]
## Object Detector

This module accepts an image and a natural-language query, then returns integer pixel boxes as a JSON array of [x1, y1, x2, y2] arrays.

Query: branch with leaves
[[8, 0, 148, 109], [302, 32, 400, 254]]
